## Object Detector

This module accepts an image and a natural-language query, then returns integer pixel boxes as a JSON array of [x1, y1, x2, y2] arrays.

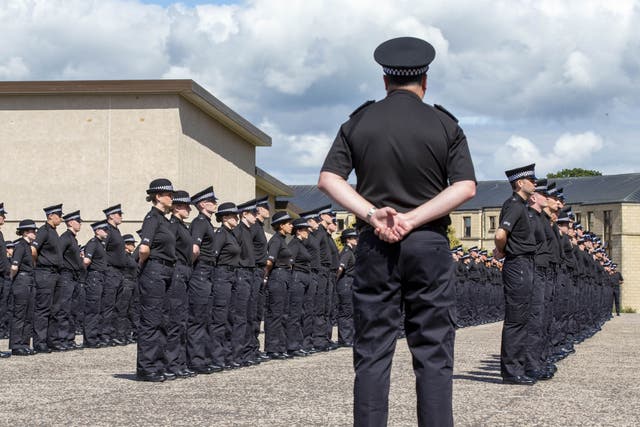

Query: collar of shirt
[[512, 192, 528, 205]]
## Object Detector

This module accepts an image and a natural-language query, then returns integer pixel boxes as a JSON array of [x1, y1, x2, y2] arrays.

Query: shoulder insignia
[[349, 100, 375, 118], [434, 104, 459, 123]]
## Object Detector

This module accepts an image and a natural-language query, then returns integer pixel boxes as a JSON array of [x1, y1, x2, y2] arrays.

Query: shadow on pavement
[[453, 374, 504, 384], [112, 373, 139, 381]]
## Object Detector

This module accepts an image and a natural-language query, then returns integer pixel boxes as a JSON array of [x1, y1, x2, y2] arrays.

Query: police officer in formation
[[494, 164, 622, 385]]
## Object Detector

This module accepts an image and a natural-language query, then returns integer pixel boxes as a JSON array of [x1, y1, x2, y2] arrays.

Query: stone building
[[0, 80, 291, 242]]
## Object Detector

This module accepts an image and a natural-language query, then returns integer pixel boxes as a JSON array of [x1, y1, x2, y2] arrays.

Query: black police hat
[[534, 178, 549, 195], [122, 234, 136, 244], [299, 208, 320, 221], [16, 219, 37, 232], [469, 246, 479, 252], [172, 190, 191, 205], [256, 196, 270, 209], [0, 202, 6, 216], [146, 178, 174, 195], [317, 205, 333, 216], [62, 210, 82, 223], [341, 228, 358, 240], [90, 220, 109, 231], [504, 164, 536, 183], [237, 199, 257, 213], [191, 186, 218, 204], [103, 204, 123, 217], [43, 204, 63, 217], [292, 218, 311, 230], [271, 211, 292, 227], [374, 37, 436, 76], [215, 202, 238, 222], [546, 182, 558, 197], [556, 211, 571, 223]]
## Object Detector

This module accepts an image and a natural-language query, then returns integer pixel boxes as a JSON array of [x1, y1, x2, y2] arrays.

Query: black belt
[[197, 260, 216, 267], [293, 267, 311, 273], [35, 266, 59, 272], [505, 254, 534, 261], [176, 260, 191, 267], [149, 258, 175, 267]]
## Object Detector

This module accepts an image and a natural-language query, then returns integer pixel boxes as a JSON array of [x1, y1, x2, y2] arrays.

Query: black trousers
[[114, 272, 135, 340], [526, 266, 547, 372], [69, 277, 85, 340], [127, 277, 140, 338], [136, 261, 172, 375], [326, 272, 336, 342], [83, 270, 104, 346], [10, 273, 35, 349], [186, 262, 213, 369], [302, 271, 318, 351], [230, 268, 251, 363], [165, 264, 191, 374], [0, 276, 11, 336], [336, 275, 355, 345], [286, 270, 307, 351], [264, 268, 290, 353], [612, 286, 621, 315], [48, 271, 76, 347], [312, 268, 330, 348], [209, 267, 234, 366], [33, 268, 59, 348], [242, 268, 263, 361], [353, 229, 455, 427], [500, 256, 534, 378], [101, 267, 123, 342]]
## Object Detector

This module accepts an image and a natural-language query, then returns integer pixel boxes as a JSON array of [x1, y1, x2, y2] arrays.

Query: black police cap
[[374, 37, 436, 76], [62, 210, 82, 223], [16, 219, 37, 232], [292, 218, 311, 230], [0, 202, 6, 216], [122, 234, 136, 244], [504, 164, 536, 183], [146, 178, 174, 195], [103, 204, 123, 217], [43, 204, 63, 217], [172, 190, 191, 205], [215, 202, 238, 221], [271, 211, 292, 227], [191, 186, 218, 204]]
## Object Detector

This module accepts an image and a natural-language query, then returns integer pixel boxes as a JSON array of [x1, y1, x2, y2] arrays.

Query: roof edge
[[255, 167, 293, 197]]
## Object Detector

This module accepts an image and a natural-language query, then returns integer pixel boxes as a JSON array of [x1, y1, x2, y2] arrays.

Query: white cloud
[[0, 56, 29, 79]]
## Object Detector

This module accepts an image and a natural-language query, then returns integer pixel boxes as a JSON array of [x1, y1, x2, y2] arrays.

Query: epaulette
[[434, 104, 459, 123], [350, 100, 375, 118]]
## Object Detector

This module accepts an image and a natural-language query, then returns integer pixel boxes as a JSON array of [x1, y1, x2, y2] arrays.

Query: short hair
[[386, 73, 424, 87]]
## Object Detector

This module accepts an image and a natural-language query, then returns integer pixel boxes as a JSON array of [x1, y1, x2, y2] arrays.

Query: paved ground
[[1, 314, 639, 426]]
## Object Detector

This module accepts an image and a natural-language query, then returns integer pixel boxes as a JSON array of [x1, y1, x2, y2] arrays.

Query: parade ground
[[1, 315, 638, 426]]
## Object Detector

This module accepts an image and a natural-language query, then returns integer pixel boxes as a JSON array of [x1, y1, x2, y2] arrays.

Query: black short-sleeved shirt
[[315, 225, 332, 267], [85, 237, 107, 272], [251, 220, 268, 266], [321, 90, 476, 228], [560, 234, 576, 269], [288, 236, 312, 271], [267, 232, 293, 268], [0, 230, 9, 275], [123, 252, 138, 280], [339, 244, 356, 277], [104, 224, 128, 268], [11, 238, 34, 273], [140, 207, 176, 263], [327, 233, 339, 269], [303, 231, 322, 269], [32, 222, 62, 268], [170, 215, 193, 266], [213, 225, 241, 267], [235, 222, 256, 268], [498, 193, 536, 257], [59, 230, 82, 272], [528, 208, 552, 268], [190, 212, 216, 263], [612, 271, 623, 286], [550, 223, 565, 263]]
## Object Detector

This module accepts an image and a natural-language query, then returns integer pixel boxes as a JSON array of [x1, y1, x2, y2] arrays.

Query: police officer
[[166, 190, 196, 378], [56, 210, 83, 351], [611, 264, 623, 316], [494, 164, 537, 385], [32, 203, 64, 354], [187, 186, 220, 374], [121, 234, 139, 344], [287, 218, 313, 357], [136, 178, 176, 382], [8, 220, 38, 356], [297, 209, 321, 354], [250, 196, 270, 361], [263, 212, 293, 360], [311, 205, 333, 352], [210, 202, 241, 370], [336, 228, 357, 347], [319, 37, 476, 426], [83, 220, 110, 348], [0, 203, 11, 342], [103, 204, 129, 346]]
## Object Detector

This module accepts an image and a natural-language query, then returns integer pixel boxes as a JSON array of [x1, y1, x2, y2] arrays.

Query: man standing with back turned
[[319, 37, 476, 427]]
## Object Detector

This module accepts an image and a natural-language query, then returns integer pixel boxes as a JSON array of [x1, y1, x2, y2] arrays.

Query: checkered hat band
[[383, 65, 429, 76], [149, 185, 174, 192], [273, 214, 291, 223], [507, 170, 535, 182], [65, 215, 81, 221], [104, 208, 121, 215], [173, 197, 191, 204], [45, 209, 62, 215], [192, 192, 216, 203]]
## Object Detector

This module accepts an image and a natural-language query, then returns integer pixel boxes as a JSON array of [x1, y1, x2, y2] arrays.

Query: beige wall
[[0, 93, 258, 244], [620, 204, 640, 310]]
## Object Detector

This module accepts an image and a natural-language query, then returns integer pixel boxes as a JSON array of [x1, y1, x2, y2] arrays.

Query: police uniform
[[55, 210, 84, 351], [166, 191, 195, 378], [312, 208, 332, 351], [136, 179, 176, 382], [336, 228, 357, 346], [298, 209, 321, 353], [102, 204, 128, 346], [498, 165, 537, 383], [321, 37, 476, 426], [287, 218, 313, 357], [264, 212, 293, 359], [83, 220, 109, 348], [121, 234, 139, 343], [249, 197, 270, 360], [187, 186, 219, 374], [0, 203, 11, 340], [32, 204, 64, 353], [9, 220, 38, 355]]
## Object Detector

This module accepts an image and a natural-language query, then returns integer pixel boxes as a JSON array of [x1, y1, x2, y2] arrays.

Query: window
[[488, 216, 496, 232], [337, 219, 345, 231], [575, 212, 582, 225], [587, 211, 594, 231], [604, 210, 612, 251], [463, 216, 471, 238]]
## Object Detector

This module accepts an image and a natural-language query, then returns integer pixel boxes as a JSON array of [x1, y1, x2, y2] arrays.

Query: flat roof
[[0, 79, 271, 147]]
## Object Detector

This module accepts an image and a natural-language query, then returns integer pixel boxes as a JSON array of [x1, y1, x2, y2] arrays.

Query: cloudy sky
[[2, 0, 639, 183]]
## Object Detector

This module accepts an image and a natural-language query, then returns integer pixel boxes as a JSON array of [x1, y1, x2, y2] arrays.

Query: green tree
[[546, 168, 602, 178], [448, 225, 461, 249]]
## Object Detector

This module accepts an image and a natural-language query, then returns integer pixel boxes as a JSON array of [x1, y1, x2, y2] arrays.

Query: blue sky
[[1, 0, 639, 184]]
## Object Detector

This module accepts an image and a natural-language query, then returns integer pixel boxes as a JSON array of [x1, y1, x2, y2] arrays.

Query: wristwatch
[[366, 207, 377, 223]]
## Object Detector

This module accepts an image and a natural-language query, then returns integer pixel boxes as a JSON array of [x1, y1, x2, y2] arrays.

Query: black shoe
[[111, 338, 127, 346], [84, 343, 103, 349], [1, 351, 12, 358], [258, 352, 271, 360], [307, 347, 320, 354], [12, 348, 30, 356], [176, 369, 196, 378], [189, 366, 215, 375], [502, 375, 536, 385], [266, 352, 287, 360], [290, 350, 307, 357], [136, 372, 165, 383], [51, 344, 68, 352], [283, 352, 294, 359], [34, 344, 52, 354], [163, 372, 177, 381], [327, 342, 340, 351]]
